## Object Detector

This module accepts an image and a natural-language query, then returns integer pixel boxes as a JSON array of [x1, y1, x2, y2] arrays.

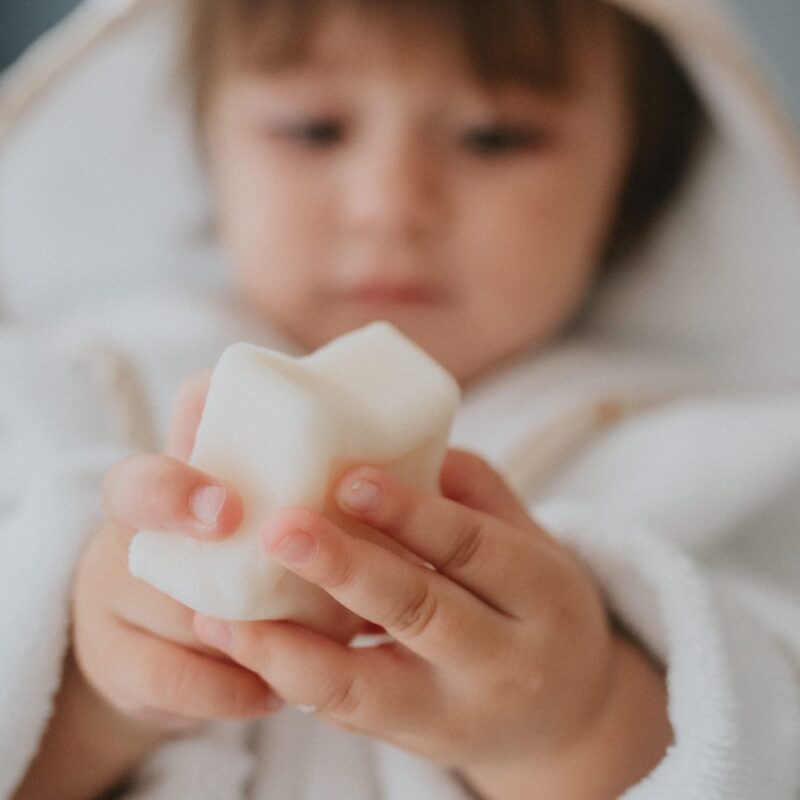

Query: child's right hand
[[71, 373, 285, 733]]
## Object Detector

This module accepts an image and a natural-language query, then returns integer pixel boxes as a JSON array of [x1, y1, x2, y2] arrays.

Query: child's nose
[[341, 136, 446, 241]]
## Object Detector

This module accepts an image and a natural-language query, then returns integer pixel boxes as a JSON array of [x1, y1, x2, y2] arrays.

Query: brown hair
[[186, 0, 706, 268]]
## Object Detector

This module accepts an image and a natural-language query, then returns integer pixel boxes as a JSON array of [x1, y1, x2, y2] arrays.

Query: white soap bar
[[129, 322, 460, 631]]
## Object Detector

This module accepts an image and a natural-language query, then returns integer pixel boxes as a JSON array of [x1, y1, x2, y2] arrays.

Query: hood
[[0, 0, 798, 386], [588, 0, 800, 387]]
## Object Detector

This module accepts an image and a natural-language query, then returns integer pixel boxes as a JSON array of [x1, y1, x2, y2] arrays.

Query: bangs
[[189, 0, 584, 120], [187, 0, 707, 269]]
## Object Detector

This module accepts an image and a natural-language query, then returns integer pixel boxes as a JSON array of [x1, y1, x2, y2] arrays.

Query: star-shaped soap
[[129, 322, 461, 632]]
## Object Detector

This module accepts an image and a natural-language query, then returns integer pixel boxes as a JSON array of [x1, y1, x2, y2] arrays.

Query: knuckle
[[322, 546, 359, 593], [386, 582, 438, 640], [316, 673, 363, 719], [441, 517, 486, 573]]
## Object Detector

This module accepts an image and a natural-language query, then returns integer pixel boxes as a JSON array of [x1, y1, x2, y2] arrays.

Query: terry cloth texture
[[1, 0, 799, 796]]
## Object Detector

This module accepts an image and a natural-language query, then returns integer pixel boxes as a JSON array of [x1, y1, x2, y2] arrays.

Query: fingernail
[[262, 523, 316, 564], [191, 485, 226, 526], [195, 614, 232, 649], [337, 477, 382, 512]]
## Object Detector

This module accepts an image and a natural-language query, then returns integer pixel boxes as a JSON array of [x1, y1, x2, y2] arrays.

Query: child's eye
[[273, 119, 345, 146], [460, 124, 549, 156]]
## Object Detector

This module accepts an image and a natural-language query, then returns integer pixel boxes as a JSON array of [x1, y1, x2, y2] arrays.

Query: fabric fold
[[535, 500, 800, 800], [0, 331, 137, 797], [0, 445, 133, 798]]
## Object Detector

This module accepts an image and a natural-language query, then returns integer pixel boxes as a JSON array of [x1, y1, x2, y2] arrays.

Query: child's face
[[206, 7, 632, 385]]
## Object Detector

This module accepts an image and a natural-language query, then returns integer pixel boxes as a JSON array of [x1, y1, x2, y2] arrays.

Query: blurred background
[[1, 0, 799, 126]]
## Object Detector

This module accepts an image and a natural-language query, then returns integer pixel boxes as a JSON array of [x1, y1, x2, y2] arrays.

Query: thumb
[[165, 369, 214, 459], [439, 448, 532, 529]]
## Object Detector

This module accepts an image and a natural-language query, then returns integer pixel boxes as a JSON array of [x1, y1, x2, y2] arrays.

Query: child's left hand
[[194, 449, 629, 772]]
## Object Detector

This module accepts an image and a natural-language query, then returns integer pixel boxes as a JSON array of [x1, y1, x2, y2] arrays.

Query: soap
[[129, 322, 460, 635]]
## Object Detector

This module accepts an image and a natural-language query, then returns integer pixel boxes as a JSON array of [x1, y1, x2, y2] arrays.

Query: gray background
[[1, 0, 798, 127]]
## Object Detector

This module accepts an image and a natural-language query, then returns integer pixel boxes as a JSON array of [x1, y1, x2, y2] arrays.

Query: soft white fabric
[[1, 289, 799, 799], [0, 329, 133, 797], [0, 0, 227, 318], [1, 0, 799, 797]]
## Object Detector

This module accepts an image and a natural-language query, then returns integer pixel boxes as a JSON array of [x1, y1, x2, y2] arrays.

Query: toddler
[[10, 1, 799, 799]]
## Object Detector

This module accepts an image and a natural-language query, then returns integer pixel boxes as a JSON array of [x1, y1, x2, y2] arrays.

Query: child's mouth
[[344, 281, 444, 305]]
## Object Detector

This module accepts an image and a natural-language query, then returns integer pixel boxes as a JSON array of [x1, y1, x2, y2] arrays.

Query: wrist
[[456, 634, 673, 800], [69, 649, 186, 744], [14, 649, 173, 800]]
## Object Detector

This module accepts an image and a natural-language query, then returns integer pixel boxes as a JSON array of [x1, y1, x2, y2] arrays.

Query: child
[[5, 0, 800, 799]]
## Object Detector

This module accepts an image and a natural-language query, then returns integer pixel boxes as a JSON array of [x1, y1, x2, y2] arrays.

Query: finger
[[103, 453, 243, 540], [333, 462, 546, 618], [78, 525, 233, 670], [111, 577, 225, 659], [440, 449, 533, 529], [85, 523, 199, 648], [259, 507, 505, 665], [438, 449, 568, 568], [165, 370, 213, 460], [77, 617, 283, 724], [194, 614, 438, 733], [113, 602, 218, 658]]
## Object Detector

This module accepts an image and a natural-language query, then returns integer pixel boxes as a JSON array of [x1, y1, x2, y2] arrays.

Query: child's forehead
[[230, 66, 565, 122], [291, 24, 456, 78], [238, 5, 472, 83], [219, 0, 595, 97]]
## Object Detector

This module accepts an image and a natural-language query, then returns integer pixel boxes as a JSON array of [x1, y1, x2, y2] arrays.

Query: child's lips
[[343, 280, 445, 305]]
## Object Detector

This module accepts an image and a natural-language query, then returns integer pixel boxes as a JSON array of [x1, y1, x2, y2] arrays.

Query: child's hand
[[71, 372, 284, 733], [192, 450, 629, 771]]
